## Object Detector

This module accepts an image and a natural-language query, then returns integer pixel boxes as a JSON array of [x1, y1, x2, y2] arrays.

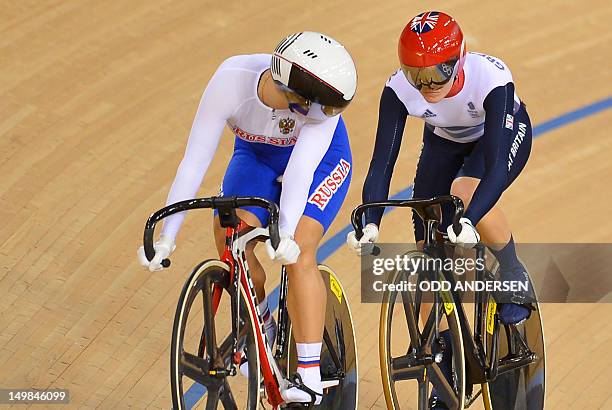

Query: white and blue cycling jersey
[[161, 54, 352, 240]]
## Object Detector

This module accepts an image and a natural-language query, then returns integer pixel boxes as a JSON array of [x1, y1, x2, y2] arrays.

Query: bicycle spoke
[[428, 363, 458, 408], [219, 379, 238, 410], [205, 386, 221, 410], [399, 285, 420, 349], [417, 377, 428, 410], [198, 323, 207, 358], [201, 280, 218, 360], [181, 351, 218, 387], [199, 283, 224, 358], [421, 303, 445, 346], [414, 275, 422, 327]]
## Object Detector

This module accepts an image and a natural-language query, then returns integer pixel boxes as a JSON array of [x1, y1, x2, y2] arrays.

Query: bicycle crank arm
[[496, 351, 538, 376], [321, 380, 340, 389]]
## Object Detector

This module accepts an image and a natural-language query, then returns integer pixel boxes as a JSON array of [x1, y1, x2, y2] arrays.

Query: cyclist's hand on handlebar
[[137, 234, 176, 271], [446, 217, 480, 248], [347, 223, 379, 256], [265, 230, 300, 265]]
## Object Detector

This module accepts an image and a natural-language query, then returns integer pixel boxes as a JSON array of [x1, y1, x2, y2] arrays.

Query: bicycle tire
[[379, 251, 466, 410], [170, 260, 261, 410]]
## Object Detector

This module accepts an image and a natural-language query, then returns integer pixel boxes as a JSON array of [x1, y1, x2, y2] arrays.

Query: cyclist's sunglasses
[[401, 57, 460, 91], [275, 83, 346, 117]]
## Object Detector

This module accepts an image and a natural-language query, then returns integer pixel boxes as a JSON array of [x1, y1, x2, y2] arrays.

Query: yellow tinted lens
[[321, 105, 346, 117], [401, 63, 452, 89]]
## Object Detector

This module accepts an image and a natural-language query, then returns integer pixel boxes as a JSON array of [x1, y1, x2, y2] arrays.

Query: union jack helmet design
[[409, 11, 439, 34]]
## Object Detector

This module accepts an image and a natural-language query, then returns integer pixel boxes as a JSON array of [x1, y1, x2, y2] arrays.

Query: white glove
[[137, 234, 176, 272], [265, 230, 300, 265], [446, 218, 480, 248], [346, 223, 379, 256]]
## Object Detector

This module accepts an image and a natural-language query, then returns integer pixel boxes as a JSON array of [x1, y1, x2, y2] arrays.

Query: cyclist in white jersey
[[138, 32, 357, 406], [346, 11, 534, 409]]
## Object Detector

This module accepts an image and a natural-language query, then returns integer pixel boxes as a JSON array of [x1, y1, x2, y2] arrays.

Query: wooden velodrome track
[[2, 0, 611, 408]]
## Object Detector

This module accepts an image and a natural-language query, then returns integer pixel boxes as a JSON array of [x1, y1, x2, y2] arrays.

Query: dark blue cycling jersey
[[363, 83, 532, 240]]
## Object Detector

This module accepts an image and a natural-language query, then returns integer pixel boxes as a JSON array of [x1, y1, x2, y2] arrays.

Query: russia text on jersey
[[233, 125, 297, 146], [308, 158, 351, 210]]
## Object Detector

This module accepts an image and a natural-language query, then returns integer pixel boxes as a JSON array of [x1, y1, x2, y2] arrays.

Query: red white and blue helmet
[[271, 32, 357, 117], [398, 11, 466, 90]]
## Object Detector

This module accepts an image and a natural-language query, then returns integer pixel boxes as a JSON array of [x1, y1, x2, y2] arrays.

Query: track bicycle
[[142, 196, 358, 409], [351, 196, 545, 410]]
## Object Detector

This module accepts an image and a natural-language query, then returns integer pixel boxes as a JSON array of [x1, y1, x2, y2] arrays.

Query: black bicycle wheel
[[285, 265, 358, 409], [380, 251, 466, 410], [482, 261, 546, 410], [170, 260, 261, 410]]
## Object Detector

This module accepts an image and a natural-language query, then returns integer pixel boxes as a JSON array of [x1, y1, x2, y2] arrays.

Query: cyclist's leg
[[451, 103, 533, 323], [283, 216, 326, 404], [282, 118, 352, 405], [286, 216, 326, 342]]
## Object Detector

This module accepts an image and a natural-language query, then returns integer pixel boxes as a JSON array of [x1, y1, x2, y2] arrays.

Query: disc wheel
[[482, 262, 546, 410], [380, 251, 466, 410], [170, 260, 261, 409]]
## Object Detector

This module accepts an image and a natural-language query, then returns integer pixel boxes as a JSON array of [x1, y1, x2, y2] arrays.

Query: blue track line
[[183, 96, 611, 408]]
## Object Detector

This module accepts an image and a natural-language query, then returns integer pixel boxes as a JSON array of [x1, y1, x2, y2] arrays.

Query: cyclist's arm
[[463, 82, 516, 225], [279, 116, 339, 235], [363, 86, 409, 226], [160, 67, 237, 241]]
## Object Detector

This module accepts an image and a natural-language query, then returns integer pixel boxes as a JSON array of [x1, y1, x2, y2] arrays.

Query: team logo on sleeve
[[410, 11, 439, 33], [308, 159, 351, 210], [279, 117, 296, 135]]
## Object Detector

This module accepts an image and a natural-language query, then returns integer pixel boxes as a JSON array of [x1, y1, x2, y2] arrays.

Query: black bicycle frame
[[351, 195, 533, 386]]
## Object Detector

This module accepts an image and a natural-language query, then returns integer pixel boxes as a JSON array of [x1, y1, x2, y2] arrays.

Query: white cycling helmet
[[271, 31, 357, 117]]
